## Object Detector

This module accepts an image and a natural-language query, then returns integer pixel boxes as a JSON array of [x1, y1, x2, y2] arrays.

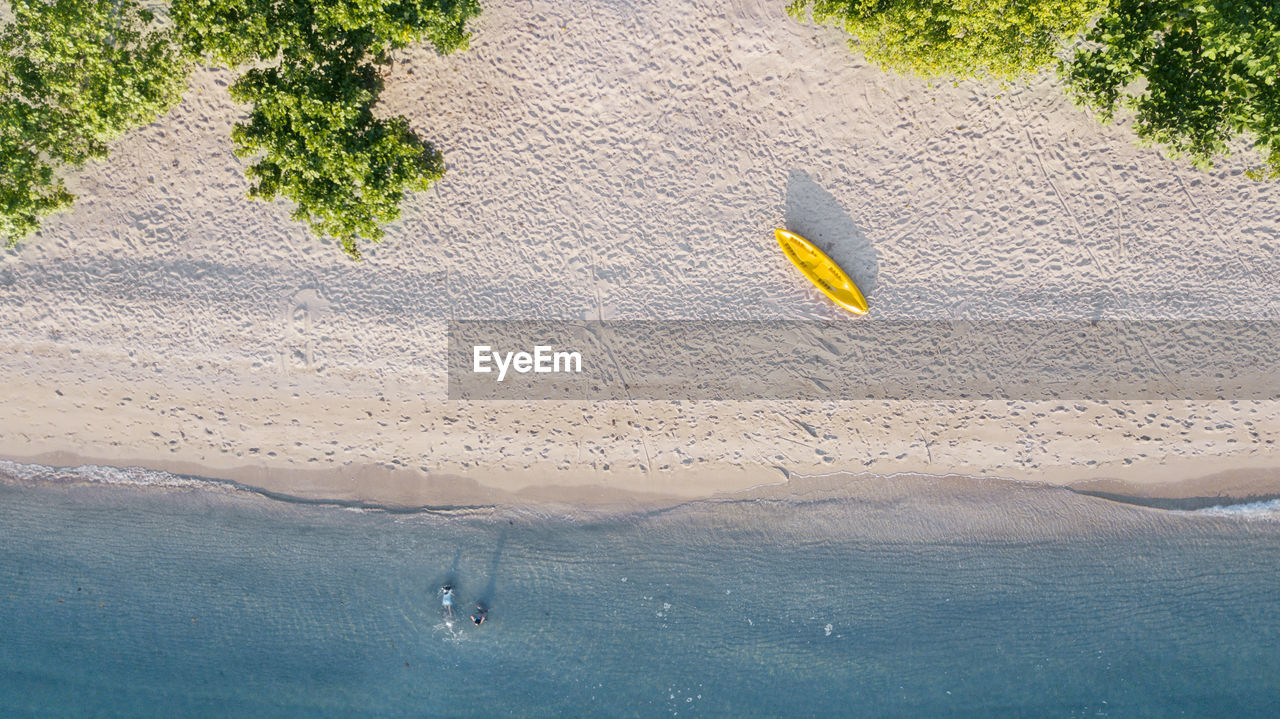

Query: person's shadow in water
[[440, 546, 462, 589], [783, 170, 879, 297], [477, 529, 506, 611]]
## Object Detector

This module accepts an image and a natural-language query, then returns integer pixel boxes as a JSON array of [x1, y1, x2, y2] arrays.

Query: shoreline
[[4, 447, 1280, 515], [5, 352, 1280, 510]]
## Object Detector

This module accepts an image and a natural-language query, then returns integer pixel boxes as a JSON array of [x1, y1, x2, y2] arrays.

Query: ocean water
[[1, 472, 1279, 718]]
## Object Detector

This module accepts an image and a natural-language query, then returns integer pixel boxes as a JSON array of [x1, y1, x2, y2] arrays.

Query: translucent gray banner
[[447, 321, 1280, 400]]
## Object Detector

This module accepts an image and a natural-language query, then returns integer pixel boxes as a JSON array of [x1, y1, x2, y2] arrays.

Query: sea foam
[[0, 458, 245, 493], [1192, 498, 1280, 521]]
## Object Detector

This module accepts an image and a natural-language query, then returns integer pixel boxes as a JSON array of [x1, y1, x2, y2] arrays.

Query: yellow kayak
[[775, 228, 868, 315]]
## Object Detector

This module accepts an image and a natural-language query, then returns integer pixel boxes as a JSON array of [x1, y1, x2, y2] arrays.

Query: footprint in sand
[[280, 288, 332, 373]]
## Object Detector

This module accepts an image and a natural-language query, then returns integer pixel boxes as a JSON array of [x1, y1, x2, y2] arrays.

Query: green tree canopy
[[230, 53, 444, 260], [1065, 0, 1280, 179], [172, 0, 480, 259], [787, 0, 1105, 80], [172, 0, 477, 65], [1, 0, 189, 244]]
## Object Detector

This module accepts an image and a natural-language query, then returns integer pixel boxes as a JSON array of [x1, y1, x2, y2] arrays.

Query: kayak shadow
[[784, 170, 878, 296]]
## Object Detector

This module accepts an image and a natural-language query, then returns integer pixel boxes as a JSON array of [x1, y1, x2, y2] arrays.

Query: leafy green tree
[[230, 54, 444, 260], [1, 118, 75, 242], [172, 0, 480, 259], [787, 0, 1105, 80], [1065, 0, 1280, 179], [1, 0, 189, 245], [171, 0, 478, 65]]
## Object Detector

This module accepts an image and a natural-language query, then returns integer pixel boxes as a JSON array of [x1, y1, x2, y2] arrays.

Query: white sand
[[2, 0, 1279, 505]]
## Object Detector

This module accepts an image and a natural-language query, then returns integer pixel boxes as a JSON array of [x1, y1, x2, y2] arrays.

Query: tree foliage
[[787, 0, 1105, 80], [230, 54, 444, 259], [171, 0, 477, 66], [1, 0, 189, 244], [1065, 0, 1280, 179], [2, 0, 478, 256], [172, 0, 480, 259]]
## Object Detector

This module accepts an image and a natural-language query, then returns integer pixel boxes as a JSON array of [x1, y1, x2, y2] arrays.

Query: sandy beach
[[3, 0, 1279, 507]]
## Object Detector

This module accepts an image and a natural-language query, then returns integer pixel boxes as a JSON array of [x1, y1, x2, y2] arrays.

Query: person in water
[[441, 585, 454, 619], [471, 604, 487, 626]]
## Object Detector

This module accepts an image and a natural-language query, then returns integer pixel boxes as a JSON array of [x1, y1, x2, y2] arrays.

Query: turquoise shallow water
[[1, 474, 1279, 718]]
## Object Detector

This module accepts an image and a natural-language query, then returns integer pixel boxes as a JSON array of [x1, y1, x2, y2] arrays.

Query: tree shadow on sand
[[783, 170, 879, 296]]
